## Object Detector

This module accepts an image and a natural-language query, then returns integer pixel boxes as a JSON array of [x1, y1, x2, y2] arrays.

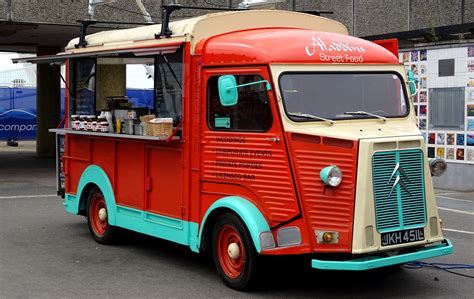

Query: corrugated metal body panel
[[200, 132, 299, 222], [288, 133, 358, 252]]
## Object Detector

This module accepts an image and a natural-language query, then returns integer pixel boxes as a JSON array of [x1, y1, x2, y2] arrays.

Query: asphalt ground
[[0, 142, 473, 298]]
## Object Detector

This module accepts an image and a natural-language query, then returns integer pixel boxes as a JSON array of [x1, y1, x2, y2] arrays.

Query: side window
[[207, 74, 272, 131], [155, 52, 183, 125]]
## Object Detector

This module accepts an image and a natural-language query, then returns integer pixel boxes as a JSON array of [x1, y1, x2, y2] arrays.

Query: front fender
[[199, 196, 271, 253]]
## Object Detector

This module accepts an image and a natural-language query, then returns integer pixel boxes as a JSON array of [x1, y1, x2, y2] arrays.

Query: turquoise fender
[[76, 165, 117, 225], [199, 196, 271, 253]]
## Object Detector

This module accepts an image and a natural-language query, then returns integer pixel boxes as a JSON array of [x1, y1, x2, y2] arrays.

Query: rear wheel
[[87, 187, 117, 244], [212, 213, 259, 291]]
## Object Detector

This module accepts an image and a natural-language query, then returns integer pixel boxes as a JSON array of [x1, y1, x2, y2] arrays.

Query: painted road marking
[[437, 195, 473, 203], [438, 207, 474, 216], [443, 228, 474, 235], [0, 194, 57, 199], [436, 191, 460, 196]]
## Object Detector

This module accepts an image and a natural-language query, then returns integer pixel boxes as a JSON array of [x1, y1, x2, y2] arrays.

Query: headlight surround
[[320, 165, 343, 187], [429, 157, 447, 177]]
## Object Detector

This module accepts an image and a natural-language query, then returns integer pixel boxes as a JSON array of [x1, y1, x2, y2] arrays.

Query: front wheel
[[87, 187, 117, 244], [212, 213, 259, 291]]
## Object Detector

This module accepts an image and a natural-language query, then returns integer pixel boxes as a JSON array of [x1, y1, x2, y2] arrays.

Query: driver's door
[[200, 67, 300, 223]]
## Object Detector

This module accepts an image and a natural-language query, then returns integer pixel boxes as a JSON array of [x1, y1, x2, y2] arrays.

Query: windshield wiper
[[344, 111, 387, 122], [288, 112, 335, 125]]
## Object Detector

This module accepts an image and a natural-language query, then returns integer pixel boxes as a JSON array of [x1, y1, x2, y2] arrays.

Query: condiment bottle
[[116, 119, 121, 134]]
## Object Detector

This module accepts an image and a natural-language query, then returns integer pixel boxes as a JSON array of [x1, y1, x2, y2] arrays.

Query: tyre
[[86, 187, 117, 244], [212, 213, 259, 291]]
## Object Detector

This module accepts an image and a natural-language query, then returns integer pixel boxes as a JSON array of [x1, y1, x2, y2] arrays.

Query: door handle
[[270, 137, 281, 144]]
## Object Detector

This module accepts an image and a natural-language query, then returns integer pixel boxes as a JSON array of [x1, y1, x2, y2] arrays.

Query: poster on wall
[[428, 132, 435, 144], [411, 51, 419, 62], [420, 50, 427, 61], [419, 91, 427, 103], [469, 60, 474, 72], [457, 134, 465, 146], [468, 89, 474, 102], [447, 134, 455, 145], [420, 78, 427, 89], [468, 78, 474, 87], [446, 148, 455, 160], [419, 64, 427, 75], [469, 46, 474, 57], [428, 147, 435, 158], [437, 147, 445, 158], [467, 104, 474, 117], [466, 119, 474, 146], [467, 134, 474, 146], [456, 148, 465, 160], [420, 105, 427, 116], [437, 133, 445, 145], [402, 52, 409, 63], [419, 119, 426, 130], [466, 148, 474, 161]]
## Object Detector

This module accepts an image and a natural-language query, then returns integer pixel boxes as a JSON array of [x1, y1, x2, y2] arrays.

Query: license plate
[[381, 228, 424, 246]]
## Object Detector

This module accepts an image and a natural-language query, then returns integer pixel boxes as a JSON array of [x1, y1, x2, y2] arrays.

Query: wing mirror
[[406, 69, 418, 97], [218, 75, 272, 107]]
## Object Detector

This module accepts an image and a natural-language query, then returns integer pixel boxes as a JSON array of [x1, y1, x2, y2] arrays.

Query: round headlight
[[320, 165, 343, 187], [429, 157, 447, 177]]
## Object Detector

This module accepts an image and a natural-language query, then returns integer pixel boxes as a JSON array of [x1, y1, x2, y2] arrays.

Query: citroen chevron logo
[[387, 163, 412, 197]]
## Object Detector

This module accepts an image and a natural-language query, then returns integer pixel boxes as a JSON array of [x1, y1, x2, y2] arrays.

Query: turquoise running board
[[312, 239, 453, 271]]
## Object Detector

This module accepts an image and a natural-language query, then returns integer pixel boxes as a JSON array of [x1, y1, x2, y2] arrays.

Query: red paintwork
[[90, 192, 108, 236], [65, 135, 185, 218], [218, 225, 245, 278], [372, 38, 399, 58], [286, 133, 358, 252], [197, 28, 399, 66]]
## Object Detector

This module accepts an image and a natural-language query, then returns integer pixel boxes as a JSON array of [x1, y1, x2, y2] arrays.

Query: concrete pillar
[[36, 46, 61, 157]]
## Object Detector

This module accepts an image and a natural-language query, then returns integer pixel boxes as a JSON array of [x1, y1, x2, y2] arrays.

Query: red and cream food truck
[[17, 9, 452, 290]]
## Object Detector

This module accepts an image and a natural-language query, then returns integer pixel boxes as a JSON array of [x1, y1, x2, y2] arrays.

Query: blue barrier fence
[[0, 87, 153, 140]]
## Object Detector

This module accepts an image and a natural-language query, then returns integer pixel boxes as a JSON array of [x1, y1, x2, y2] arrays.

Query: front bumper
[[311, 239, 453, 271]]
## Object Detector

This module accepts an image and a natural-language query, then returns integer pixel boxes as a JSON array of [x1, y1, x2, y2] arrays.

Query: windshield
[[279, 72, 408, 122]]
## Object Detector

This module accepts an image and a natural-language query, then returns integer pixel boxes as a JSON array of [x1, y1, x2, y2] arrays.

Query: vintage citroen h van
[[18, 9, 452, 290]]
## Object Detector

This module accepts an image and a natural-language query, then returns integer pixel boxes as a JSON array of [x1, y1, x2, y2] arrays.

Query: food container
[[133, 124, 143, 135], [124, 119, 140, 135], [71, 115, 79, 130], [87, 115, 96, 131], [146, 118, 173, 137], [99, 121, 109, 132], [96, 116, 106, 132], [79, 115, 87, 131]]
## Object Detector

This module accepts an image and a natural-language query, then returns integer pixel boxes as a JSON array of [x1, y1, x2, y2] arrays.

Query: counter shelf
[[49, 128, 181, 141]]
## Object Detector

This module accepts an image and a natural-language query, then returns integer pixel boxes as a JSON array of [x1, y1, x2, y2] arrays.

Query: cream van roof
[[66, 10, 348, 54]]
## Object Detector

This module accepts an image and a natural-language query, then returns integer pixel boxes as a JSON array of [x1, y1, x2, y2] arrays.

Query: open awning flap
[[12, 42, 182, 64]]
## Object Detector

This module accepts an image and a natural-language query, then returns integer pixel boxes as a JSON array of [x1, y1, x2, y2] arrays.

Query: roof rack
[[156, 4, 246, 39], [74, 20, 155, 48]]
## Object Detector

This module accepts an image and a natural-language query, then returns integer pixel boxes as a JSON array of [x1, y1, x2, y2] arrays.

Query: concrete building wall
[[1, 1, 472, 36], [409, 0, 464, 29], [465, 0, 474, 23], [354, 0, 409, 36]]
